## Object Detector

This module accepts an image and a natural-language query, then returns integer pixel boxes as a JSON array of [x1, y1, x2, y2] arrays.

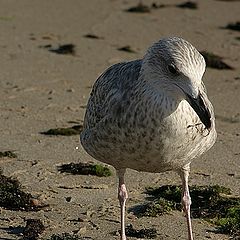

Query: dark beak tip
[[187, 94, 212, 130]]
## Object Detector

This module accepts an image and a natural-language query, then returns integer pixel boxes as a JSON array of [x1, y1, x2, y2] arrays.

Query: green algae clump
[[216, 206, 240, 236], [141, 197, 177, 217], [58, 162, 112, 177], [140, 185, 182, 217], [140, 185, 240, 237]]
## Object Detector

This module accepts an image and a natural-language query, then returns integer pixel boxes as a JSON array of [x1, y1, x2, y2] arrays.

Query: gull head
[[142, 37, 211, 129], [142, 37, 206, 98]]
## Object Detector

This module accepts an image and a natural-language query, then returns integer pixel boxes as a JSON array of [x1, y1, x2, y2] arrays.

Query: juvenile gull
[[80, 37, 217, 240]]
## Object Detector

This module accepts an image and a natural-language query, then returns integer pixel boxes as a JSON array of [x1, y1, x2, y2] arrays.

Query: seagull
[[80, 37, 217, 240]]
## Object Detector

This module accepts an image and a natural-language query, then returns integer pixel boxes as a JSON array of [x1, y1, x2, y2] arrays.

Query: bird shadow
[[128, 203, 148, 216]]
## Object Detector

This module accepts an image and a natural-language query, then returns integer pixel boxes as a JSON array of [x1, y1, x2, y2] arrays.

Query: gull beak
[[186, 93, 212, 130]]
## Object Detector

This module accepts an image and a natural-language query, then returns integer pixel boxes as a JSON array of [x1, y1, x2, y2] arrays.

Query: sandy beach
[[0, 0, 239, 239]]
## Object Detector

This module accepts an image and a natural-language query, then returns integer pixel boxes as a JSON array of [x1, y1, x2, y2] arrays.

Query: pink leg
[[178, 164, 194, 240], [117, 169, 128, 240]]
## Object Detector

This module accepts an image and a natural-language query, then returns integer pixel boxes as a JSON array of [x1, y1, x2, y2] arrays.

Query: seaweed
[[126, 1, 198, 11], [0, 150, 17, 158], [189, 185, 232, 218], [83, 34, 103, 39], [41, 125, 83, 136], [126, 2, 151, 13], [176, 1, 198, 9], [140, 197, 178, 217], [47, 233, 85, 240], [117, 46, 136, 53], [140, 185, 240, 236], [40, 44, 52, 49], [151, 3, 166, 9], [225, 22, 240, 31], [125, 224, 158, 239], [0, 169, 42, 211], [146, 185, 182, 202], [50, 44, 75, 55], [200, 51, 234, 70], [217, 207, 240, 236], [22, 219, 45, 240], [58, 162, 112, 177], [40, 44, 76, 55], [138, 185, 182, 217]]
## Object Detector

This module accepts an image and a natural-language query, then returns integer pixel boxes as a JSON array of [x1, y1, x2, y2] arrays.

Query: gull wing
[[83, 60, 142, 130]]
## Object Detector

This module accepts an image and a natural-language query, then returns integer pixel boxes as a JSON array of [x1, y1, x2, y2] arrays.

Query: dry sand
[[0, 0, 239, 239]]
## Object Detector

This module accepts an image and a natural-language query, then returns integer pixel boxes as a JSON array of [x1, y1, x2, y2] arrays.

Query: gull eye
[[168, 64, 177, 74]]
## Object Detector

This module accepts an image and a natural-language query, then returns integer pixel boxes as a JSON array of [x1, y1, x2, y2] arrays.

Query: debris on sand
[[139, 185, 240, 237], [151, 3, 166, 9], [47, 233, 86, 240], [49, 44, 76, 55], [58, 162, 112, 177], [41, 125, 83, 136], [117, 46, 136, 53], [200, 51, 234, 70], [23, 219, 45, 240], [125, 2, 151, 13], [0, 150, 17, 158], [126, 2, 199, 12], [0, 169, 43, 211], [83, 34, 103, 39], [225, 21, 240, 31], [176, 1, 198, 9], [125, 224, 158, 239], [40, 44, 76, 55], [40, 44, 52, 49]]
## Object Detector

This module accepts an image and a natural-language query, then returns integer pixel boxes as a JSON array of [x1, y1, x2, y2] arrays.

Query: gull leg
[[117, 169, 128, 240], [178, 164, 193, 240]]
